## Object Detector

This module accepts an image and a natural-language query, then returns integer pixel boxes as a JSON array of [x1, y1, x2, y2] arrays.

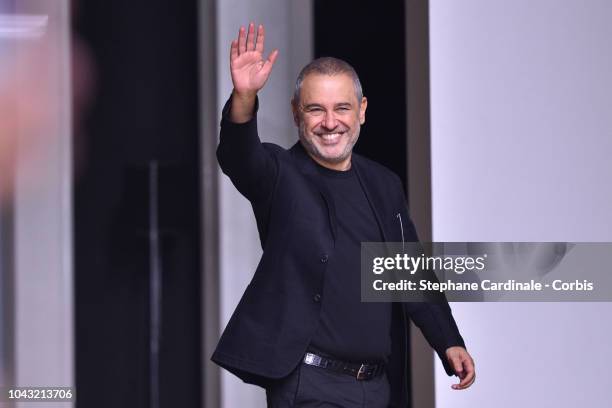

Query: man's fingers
[[259, 49, 279, 79], [453, 370, 475, 390], [451, 358, 475, 390], [238, 26, 247, 54], [247, 22, 255, 51], [230, 40, 238, 65], [266, 49, 279, 66], [451, 357, 464, 376], [255, 24, 265, 54]]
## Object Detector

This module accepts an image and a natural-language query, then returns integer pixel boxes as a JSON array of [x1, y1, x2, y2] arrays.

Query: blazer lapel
[[289, 143, 389, 242], [352, 155, 389, 242], [289, 142, 338, 242]]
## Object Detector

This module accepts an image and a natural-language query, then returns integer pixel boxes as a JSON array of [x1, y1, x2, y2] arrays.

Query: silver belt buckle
[[356, 363, 367, 380], [304, 353, 322, 366]]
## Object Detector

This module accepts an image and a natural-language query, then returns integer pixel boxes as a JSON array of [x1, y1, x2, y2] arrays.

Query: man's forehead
[[299, 73, 357, 103]]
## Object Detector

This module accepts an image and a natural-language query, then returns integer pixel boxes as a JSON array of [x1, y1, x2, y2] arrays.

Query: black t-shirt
[[308, 163, 392, 362]]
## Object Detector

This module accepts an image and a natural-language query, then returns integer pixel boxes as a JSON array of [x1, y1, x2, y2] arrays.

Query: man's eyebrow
[[302, 103, 323, 110], [302, 102, 353, 109]]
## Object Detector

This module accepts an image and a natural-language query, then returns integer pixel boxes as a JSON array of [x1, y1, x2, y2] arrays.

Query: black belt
[[302, 352, 385, 381]]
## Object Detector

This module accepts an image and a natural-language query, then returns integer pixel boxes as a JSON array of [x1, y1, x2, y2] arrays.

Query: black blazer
[[212, 97, 465, 407]]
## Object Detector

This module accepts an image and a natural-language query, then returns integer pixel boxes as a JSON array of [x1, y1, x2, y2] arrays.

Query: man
[[212, 23, 475, 407]]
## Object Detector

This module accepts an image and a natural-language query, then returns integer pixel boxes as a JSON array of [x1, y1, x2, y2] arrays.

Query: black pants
[[265, 361, 391, 407]]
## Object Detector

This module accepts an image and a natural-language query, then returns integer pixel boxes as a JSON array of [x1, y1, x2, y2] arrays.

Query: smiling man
[[212, 23, 475, 407], [292, 64, 366, 171]]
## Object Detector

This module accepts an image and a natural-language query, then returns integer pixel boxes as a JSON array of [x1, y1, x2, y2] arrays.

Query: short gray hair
[[293, 57, 363, 104]]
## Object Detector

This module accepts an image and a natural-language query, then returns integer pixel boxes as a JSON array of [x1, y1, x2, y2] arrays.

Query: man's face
[[292, 73, 367, 170]]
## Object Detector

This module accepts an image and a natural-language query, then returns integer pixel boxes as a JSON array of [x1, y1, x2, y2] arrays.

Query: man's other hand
[[445, 346, 475, 390]]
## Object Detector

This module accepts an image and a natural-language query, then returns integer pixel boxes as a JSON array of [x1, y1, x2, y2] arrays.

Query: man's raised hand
[[230, 23, 278, 99]]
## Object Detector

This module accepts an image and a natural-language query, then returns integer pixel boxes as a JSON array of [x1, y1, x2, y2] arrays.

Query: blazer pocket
[[394, 211, 406, 248]]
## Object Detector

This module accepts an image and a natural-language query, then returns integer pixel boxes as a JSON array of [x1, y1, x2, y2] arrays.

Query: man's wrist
[[229, 89, 258, 123], [445, 345, 466, 353], [232, 89, 257, 102]]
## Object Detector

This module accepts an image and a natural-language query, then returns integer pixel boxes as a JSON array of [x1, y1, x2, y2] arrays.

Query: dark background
[[73, 1, 202, 407], [314, 0, 408, 189]]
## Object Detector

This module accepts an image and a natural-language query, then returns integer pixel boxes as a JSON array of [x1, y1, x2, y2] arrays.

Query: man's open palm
[[230, 23, 278, 97]]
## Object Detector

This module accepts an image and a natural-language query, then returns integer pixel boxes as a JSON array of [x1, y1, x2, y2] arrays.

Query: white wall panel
[[430, 1, 612, 407]]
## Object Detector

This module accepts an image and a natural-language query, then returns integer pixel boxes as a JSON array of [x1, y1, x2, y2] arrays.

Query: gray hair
[[292, 57, 363, 104]]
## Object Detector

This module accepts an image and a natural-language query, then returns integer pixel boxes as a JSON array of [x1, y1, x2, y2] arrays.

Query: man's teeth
[[321, 133, 342, 140]]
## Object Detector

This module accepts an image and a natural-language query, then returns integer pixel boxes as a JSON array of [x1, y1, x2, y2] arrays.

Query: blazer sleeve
[[404, 299, 466, 376], [216, 95, 278, 203], [395, 176, 466, 376]]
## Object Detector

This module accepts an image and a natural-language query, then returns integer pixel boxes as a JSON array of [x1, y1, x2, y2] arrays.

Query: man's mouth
[[316, 132, 346, 145]]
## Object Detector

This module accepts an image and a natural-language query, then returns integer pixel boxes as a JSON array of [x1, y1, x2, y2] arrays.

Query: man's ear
[[291, 99, 299, 127], [359, 96, 368, 125]]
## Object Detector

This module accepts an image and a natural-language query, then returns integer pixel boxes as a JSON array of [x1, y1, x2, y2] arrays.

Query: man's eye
[[307, 108, 324, 115], [336, 107, 350, 112]]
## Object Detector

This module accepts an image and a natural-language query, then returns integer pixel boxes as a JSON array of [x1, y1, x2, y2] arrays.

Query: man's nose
[[322, 112, 338, 130]]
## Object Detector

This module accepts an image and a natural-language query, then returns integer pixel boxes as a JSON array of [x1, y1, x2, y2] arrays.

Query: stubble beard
[[297, 119, 360, 165]]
